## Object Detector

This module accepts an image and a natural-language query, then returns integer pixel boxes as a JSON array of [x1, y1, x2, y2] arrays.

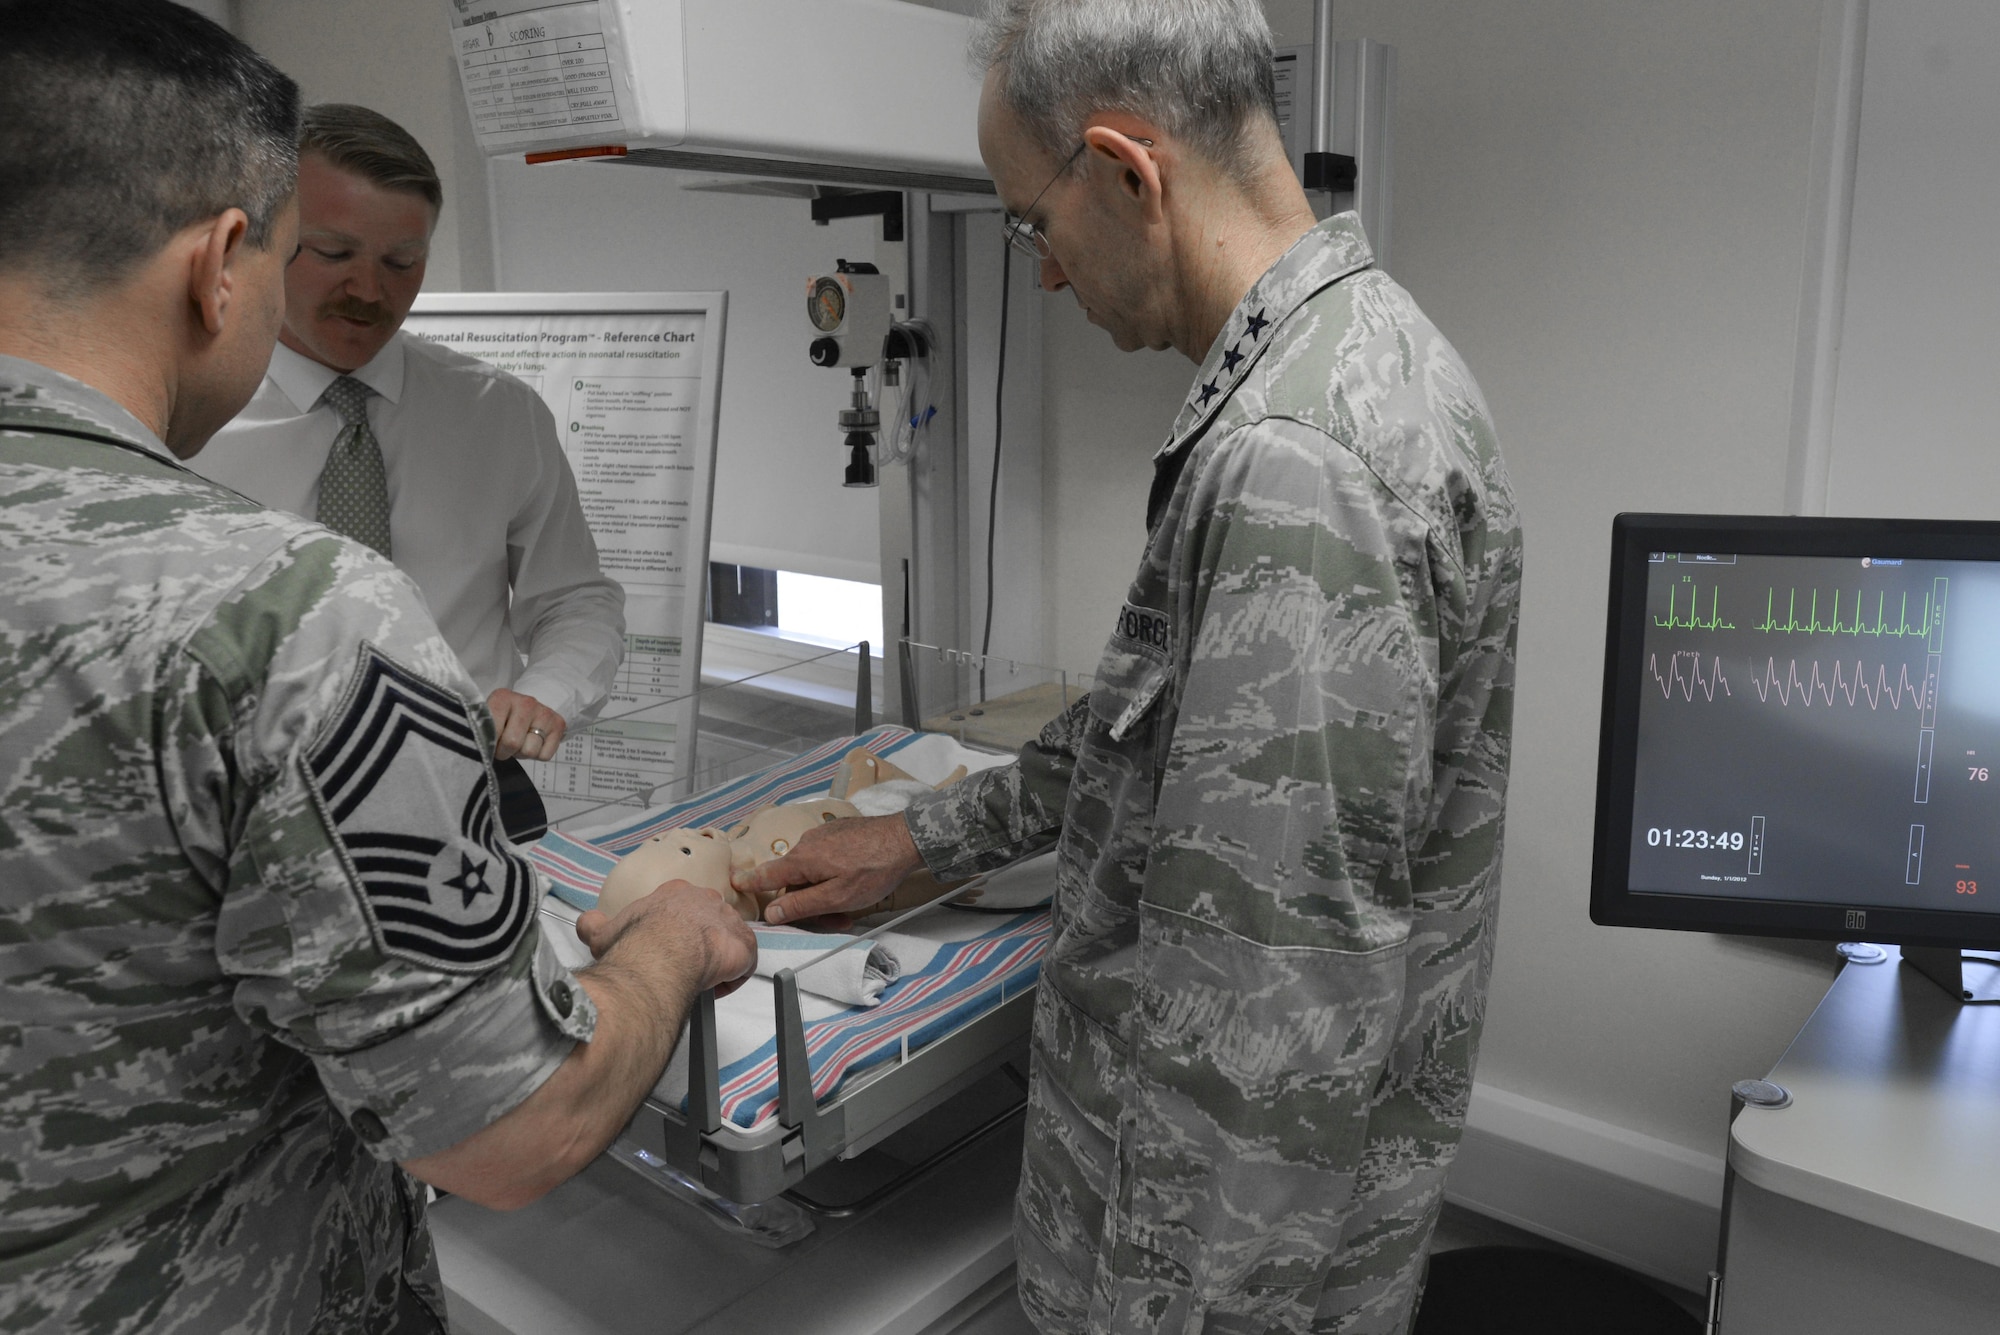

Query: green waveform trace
[[1754, 587, 1932, 638], [1653, 582, 1735, 631]]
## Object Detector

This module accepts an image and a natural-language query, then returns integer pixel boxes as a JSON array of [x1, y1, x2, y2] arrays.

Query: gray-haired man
[[0, 4, 752, 1331], [737, 2, 1523, 1330]]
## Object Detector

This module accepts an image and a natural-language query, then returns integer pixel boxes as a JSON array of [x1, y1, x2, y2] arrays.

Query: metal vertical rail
[[853, 640, 872, 734]]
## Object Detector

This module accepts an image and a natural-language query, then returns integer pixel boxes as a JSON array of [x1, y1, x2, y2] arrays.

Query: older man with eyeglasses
[[737, 3, 1523, 1331]]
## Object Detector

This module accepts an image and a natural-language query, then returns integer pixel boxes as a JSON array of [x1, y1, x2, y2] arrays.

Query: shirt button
[[550, 979, 575, 1018], [352, 1109, 389, 1145]]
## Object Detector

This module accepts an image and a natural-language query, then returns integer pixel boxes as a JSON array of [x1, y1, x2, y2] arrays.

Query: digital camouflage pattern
[[907, 214, 1522, 1334], [0, 358, 597, 1333]]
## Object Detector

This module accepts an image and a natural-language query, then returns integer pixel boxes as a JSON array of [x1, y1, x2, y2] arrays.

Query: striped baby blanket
[[527, 725, 1052, 1129]]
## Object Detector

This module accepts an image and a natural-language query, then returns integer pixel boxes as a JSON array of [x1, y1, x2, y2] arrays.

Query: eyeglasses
[[999, 136, 1151, 261]]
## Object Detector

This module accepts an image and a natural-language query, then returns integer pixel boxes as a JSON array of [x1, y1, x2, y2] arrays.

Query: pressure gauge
[[809, 276, 847, 333], [804, 264, 890, 369]]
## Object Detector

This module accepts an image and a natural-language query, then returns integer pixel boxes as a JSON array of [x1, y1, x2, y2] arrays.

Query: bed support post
[[774, 969, 847, 1172], [662, 988, 723, 1178], [854, 640, 872, 734], [688, 989, 721, 1134], [898, 638, 919, 727]]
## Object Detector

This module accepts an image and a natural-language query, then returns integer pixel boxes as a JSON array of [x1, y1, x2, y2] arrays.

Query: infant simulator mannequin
[[728, 799, 861, 874], [595, 828, 753, 919], [595, 748, 975, 921]]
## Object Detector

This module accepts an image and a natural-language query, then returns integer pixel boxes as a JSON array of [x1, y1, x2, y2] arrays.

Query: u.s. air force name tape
[[306, 644, 533, 973], [1114, 601, 1172, 654]]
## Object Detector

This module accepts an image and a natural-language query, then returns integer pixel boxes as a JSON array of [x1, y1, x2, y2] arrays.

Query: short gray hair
[[974, 0, 1280, 176], [0, 0, 299, 298], [301, 104, 442, 212]]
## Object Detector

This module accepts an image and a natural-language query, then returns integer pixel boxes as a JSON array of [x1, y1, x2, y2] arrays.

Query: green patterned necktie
[[316, 375, 393, 558]]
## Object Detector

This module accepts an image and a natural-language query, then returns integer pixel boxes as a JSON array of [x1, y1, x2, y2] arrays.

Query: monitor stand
[[1902, 946, 2000, 1004]]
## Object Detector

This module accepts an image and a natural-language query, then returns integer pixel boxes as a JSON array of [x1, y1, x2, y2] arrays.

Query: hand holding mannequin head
[[597, 828, 748, 920]]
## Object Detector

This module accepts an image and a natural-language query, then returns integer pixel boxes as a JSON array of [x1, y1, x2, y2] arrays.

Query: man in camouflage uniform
[[738, 2, 1522, 1331], [0, 6, 753, 1331]]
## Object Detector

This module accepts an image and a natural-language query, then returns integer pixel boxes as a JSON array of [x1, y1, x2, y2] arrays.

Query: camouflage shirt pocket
[[1088, 641, 1173, 745]]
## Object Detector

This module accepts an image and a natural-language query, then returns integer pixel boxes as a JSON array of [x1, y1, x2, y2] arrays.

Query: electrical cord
[[978, 239, 1011, 700]]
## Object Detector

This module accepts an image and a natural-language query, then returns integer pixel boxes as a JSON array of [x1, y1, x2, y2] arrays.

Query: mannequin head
[[597, 827, 748, 919]]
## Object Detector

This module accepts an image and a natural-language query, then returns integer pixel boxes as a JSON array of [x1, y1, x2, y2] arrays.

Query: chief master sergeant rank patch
[[306, 644, 535, 973]]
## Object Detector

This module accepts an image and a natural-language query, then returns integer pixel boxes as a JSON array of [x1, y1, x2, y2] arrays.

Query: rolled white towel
[[752, 926, 905, 1006]]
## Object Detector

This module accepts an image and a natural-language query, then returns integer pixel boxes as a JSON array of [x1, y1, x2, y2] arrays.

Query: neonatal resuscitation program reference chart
[[403, 293, 726, 825], [1629, 552, 2000, 912]]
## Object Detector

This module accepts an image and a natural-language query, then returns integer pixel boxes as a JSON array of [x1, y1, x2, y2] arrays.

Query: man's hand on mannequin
[[488, 687, 566, 761], [401, 880, 756, 1209], [732, 814, 927, 926], [575, 881, 757, 999]]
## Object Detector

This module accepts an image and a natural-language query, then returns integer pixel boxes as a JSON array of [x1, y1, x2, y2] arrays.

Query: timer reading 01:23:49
[[1645, 828, 1746, 851]]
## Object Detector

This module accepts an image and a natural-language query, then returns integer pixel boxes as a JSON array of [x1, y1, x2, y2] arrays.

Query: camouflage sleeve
[[903, 696, 1087, 878], [1101, 421, 1439, 1328], [168, 533, 598, 1163]]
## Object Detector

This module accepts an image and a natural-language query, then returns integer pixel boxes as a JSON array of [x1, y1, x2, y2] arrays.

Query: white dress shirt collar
[[266, 333, 408, 414]]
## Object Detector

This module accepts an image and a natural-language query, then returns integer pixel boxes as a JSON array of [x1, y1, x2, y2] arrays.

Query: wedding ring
[[527, 727, 545, 736]]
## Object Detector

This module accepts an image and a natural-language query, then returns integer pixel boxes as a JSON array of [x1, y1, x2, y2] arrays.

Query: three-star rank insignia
[[1190, 307, 1275, 412], [306, 645, 533, 973]]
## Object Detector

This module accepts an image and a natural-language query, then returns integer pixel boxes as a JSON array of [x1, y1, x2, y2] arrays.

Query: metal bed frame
[[636, 967, 1034, 1206], [591, 640, 1043, 1207]]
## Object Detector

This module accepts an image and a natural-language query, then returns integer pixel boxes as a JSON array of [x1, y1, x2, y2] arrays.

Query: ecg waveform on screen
[[1755, 587, 1934, 638], [1749, 658, 1931, 710], [1648, 652, 1731, 701], [1653, 583, 1735, 631]]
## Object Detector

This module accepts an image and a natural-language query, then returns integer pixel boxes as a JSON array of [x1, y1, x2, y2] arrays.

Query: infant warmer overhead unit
[[442, 0, 990, 193]]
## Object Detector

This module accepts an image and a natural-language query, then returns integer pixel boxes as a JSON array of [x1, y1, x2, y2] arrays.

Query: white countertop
[[1728, 946, 2000, 1267]]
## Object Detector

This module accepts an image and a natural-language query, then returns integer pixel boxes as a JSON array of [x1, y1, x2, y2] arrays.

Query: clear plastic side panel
[[542, 640, 876, 832], [898, 640, 1092, 756]]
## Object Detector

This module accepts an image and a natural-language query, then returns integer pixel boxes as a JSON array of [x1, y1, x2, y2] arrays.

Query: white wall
[[239, 0, 486, 292], [1033, 0, 1848, 1192], [960, 215, 1049, 669], [174, 0, 236, 29], [482, 160, 886, 584], [1822, 0, 2000, 519], [1040, 315, 1187, 670]]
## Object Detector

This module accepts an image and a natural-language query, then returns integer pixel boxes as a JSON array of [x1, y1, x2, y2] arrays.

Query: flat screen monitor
[[1592, 513, 2000, 957]]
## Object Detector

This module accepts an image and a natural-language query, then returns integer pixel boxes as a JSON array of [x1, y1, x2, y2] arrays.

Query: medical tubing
[[878, 320, 935, 468], [896, 334, 933, 465]]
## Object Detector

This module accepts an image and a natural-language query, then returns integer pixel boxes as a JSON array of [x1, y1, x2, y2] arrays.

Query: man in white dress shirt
[[196, 104, 624, 767]]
